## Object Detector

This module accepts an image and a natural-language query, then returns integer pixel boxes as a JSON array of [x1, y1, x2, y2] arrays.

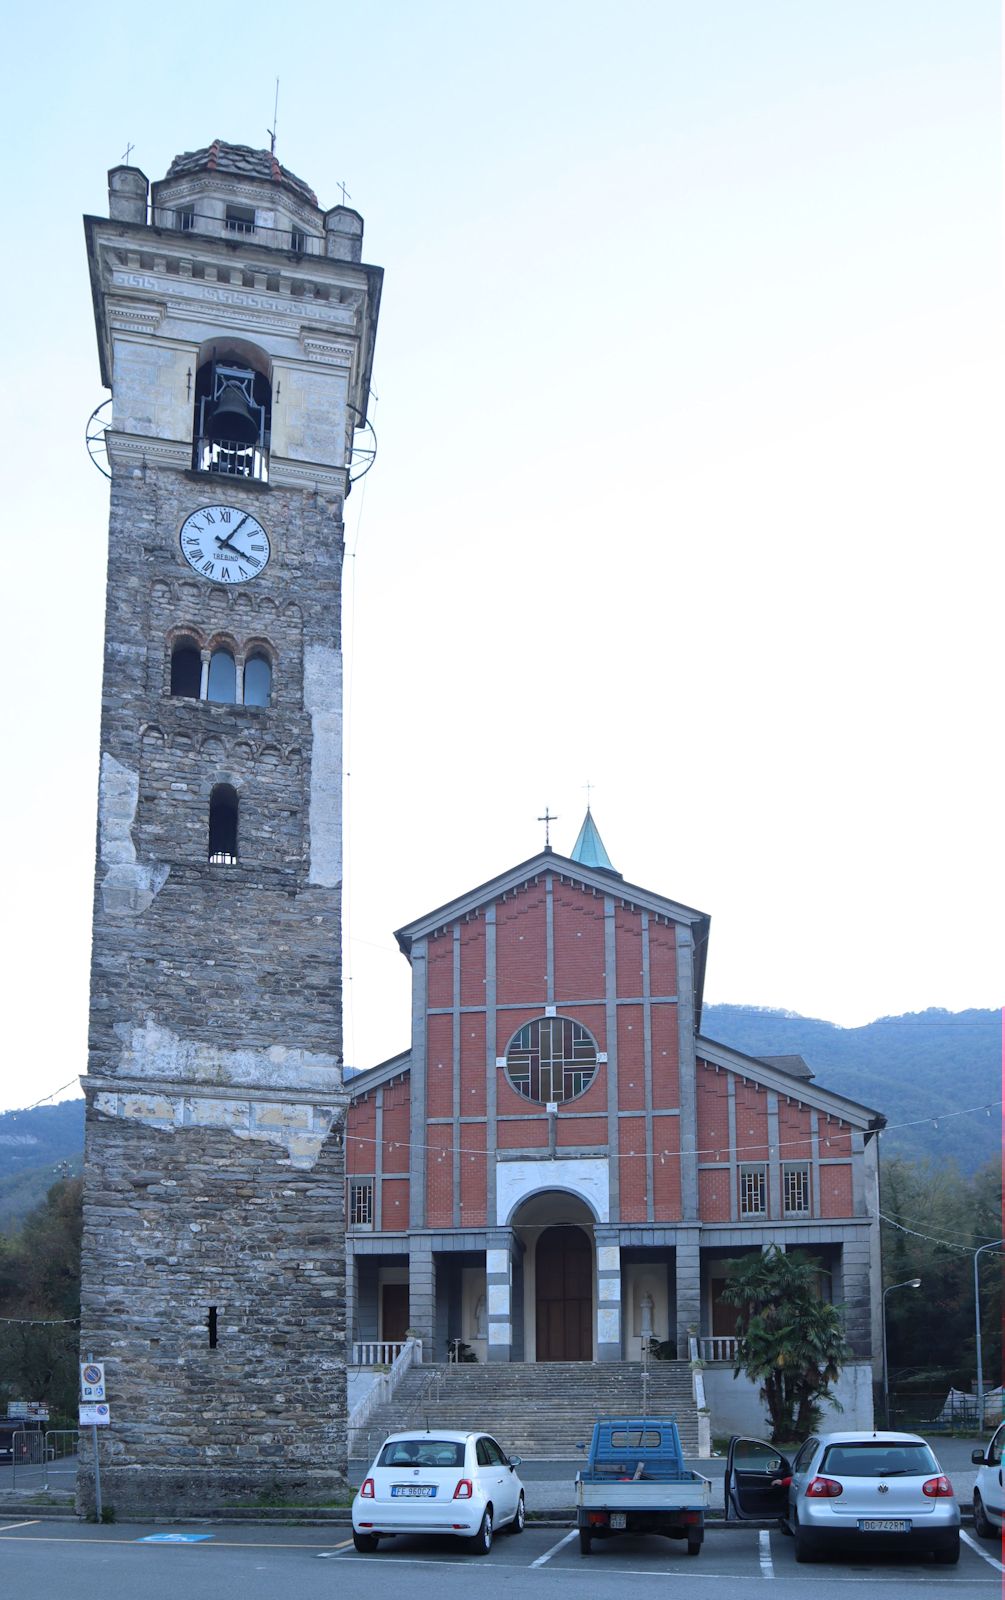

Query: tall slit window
[[170, 639, 201, 698], [505, 1017, 598, 1105], [206, 648, 237, 704], [208, 783, 238, 865], [243, 654, 272, 707]]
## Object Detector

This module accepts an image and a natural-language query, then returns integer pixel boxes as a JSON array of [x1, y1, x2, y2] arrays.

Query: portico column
[[675, 1226, 701, 1356], [486, 1228, 515, 1362], [595, 1227, 622, 1361], [408, 1237, 436, 1357]]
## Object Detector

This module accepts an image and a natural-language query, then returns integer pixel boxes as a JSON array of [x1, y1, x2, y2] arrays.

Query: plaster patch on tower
[[116, 1017, 342, 1093], [92, 1088, 339, 1170], [303, 645, 342, 888], [98, 753, 170, 914]]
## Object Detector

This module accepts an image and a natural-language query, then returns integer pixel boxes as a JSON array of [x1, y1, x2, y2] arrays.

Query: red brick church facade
[[346, 816, 884, 1373]]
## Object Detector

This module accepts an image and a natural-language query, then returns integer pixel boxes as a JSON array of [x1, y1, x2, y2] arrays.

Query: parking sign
[[80, 1362, 106, 1401]]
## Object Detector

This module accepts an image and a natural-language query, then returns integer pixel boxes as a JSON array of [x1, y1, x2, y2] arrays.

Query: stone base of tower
[[78, 1085, 349, 1520], [75, 1463, 348, 1520]]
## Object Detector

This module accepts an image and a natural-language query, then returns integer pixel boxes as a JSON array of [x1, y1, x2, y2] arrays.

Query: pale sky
[[0, 2, 1001, 1114]]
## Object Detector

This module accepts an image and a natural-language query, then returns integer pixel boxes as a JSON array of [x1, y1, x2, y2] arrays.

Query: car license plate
[[610, 1513, 627, 1529], [391, 1485, 436, 1497], [858, 1519, 910, 1533]]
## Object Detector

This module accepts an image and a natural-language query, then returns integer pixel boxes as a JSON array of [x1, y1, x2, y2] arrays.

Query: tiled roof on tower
[[569, 808, 617, 873], [165, 140, 319, 206]]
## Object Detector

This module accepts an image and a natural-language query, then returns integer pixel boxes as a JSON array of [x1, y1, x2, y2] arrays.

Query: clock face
[[179, 505, 271, 584]]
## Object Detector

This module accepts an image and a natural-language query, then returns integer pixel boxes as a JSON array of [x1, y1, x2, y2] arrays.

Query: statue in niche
[[473, 1295, 487, 1339], [640, 1290, 655, 1343]]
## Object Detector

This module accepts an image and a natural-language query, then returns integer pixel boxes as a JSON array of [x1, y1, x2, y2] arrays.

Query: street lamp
[[974, 1239, 1004, 1433], [882, 1278, 921, 1428]]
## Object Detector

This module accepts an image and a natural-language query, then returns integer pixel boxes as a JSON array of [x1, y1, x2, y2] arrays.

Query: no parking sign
[[80, 1361, 106, 1401]]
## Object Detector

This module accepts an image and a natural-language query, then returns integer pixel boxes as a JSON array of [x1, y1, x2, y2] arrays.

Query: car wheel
[[686, 1532, 702, 1556], [578, 1528, 592, 1554], [793, 1523, 816, 1564], [352, 1531, 379, 1553], [933, 1538, 961, 1565], [507, 1493, 525, 1534], [469, 1508, 492, 1555], [974, 1491, 995, 1540]]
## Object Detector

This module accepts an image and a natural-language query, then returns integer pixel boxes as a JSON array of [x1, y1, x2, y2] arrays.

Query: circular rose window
[[505, 1016, 598, 1105]]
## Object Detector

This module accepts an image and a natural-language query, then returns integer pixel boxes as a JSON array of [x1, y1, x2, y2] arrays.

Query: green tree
[[0, 1177, 82, 1420], [721, 1246, 850, 1444]]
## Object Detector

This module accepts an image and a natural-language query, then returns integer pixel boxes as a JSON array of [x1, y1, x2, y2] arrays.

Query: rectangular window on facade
[[290, 227, 307, 252], [783, 1163, 811, 1215], [738, 1163, 767, 1217], [348, 1180, 374, 1229], [225, 204, 256, 235], [175, 206, 195, 231]]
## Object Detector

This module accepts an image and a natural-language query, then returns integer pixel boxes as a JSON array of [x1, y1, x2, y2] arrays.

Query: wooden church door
[[535, 1226, 592, 1360]]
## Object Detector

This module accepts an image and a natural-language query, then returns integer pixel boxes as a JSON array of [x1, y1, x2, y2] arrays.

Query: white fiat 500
[[352, 1430, 526, 1554]]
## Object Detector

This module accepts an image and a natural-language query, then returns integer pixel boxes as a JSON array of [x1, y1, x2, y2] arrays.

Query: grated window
[[738, 1163, 767, 1217], [783, 1163, 811, 1215]]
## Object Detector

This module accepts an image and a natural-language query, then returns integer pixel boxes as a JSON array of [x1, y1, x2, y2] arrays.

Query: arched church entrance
[[535, 1225, 592, 1361], [510, 1190, 597, 1362]]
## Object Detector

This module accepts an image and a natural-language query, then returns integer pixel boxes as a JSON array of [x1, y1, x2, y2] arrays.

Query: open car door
[[724, 1435, 792, 1521]]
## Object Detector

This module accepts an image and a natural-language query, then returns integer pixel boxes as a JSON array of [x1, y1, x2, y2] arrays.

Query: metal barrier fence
[[2, 1428, 78, 1491]]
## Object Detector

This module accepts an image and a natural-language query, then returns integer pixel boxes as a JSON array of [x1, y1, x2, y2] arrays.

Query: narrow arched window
[[207, 649, 237, 704], [208, 784, 238, 864], [170, 640, 201, 698], [243, 653, 272, 708]]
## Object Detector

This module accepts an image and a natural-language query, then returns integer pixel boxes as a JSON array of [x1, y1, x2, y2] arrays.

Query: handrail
[[347, 1337, 423, 1456]]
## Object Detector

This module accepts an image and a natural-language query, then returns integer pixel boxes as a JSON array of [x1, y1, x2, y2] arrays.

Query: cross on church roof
[[537, 807, 558, 850]]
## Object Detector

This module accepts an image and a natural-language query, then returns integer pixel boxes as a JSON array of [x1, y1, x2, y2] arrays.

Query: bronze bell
[[207, 382, 260, 444]]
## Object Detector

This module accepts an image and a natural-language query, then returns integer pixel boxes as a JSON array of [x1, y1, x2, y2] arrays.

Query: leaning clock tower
[[78, 141, 381, 1515]]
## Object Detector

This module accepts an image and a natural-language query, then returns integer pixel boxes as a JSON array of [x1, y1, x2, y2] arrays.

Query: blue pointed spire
[[569, 808, 615, 872]]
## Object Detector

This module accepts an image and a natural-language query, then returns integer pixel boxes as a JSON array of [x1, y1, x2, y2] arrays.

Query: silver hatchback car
[[726, 1431, 960, 1564]]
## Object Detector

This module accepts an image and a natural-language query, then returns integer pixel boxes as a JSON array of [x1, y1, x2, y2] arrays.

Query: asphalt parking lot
[[0, 1516, 1002, 1600]]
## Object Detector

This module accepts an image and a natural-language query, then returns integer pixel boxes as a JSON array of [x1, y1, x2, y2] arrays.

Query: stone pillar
[[108, 165, 148, 224], [595, 1229, 622, 1360], [838, 1236, 874, 1358], [408, 1237, 436, 1354], [324, 206, 364, 263], [345, 1246, 358, 1357], [486, 1228, 515, 1361], [675, 1226, 701, 1355]]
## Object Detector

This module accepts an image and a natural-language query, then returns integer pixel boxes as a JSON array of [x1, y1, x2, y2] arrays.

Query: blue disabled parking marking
[[137, 1532, 214, 1543]]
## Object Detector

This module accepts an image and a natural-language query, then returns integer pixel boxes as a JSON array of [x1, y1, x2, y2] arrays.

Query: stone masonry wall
[[80, 455, 348, 1514]]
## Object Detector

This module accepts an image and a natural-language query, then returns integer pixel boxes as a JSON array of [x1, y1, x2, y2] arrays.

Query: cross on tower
[[583, 780, 594, 808], [121, 142, 135, 166], [538, 807, 558, 849], [338, 180, 352, 206]]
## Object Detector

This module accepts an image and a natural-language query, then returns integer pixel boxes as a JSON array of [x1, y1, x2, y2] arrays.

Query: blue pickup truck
[[575, 1416, 711, 1556]]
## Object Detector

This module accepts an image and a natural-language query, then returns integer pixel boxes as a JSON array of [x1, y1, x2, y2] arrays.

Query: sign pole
[[87, 1352, 102, 1521]]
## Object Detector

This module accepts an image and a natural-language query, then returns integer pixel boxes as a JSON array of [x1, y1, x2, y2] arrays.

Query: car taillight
[[922, 1476, 954, 1498], [453, 1478, 473, 1499], [806, 1476, 843, 1498], [360, 1477, 374, 1498]]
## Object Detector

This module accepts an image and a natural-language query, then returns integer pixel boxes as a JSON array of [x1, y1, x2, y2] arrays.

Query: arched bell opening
[[169, 637, 202, 698], [192, 340, 272, 481]]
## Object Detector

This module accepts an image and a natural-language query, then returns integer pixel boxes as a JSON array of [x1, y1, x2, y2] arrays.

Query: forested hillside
[[702, 1005, 999, 1173], [0, 1100, 84, 1231]]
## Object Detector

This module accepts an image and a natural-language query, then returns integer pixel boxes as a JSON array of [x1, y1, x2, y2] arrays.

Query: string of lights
[[347, 1097, 1001, 1167], [877, 1212, 1005, 1256], [0, 1315, 80, 1326]]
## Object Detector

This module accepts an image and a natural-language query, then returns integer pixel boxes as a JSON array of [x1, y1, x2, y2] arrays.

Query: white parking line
[[531, 1529, 577, 1567], [961, 1529, 1005, 1573], [0, 1522, 39, 1532], [316, 1540, 354, 1557], [758, 1528, 774, 1577]]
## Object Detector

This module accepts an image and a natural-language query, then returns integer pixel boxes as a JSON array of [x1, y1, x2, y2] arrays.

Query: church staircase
[[350, 1359, 700, 1463]]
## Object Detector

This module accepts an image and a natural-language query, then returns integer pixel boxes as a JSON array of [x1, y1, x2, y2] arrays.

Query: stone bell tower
[[78, 141, 381, 1515]]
